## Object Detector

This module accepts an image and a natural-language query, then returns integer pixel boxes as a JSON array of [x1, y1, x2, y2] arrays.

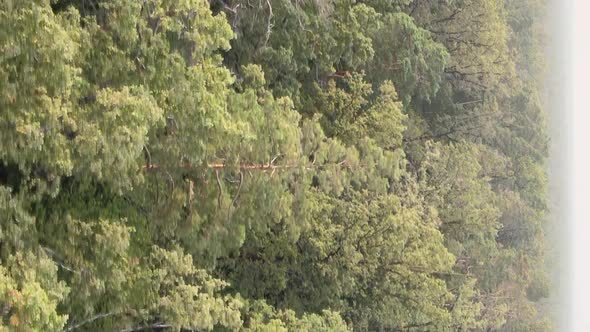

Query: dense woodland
[[0, 0, 551, 331]]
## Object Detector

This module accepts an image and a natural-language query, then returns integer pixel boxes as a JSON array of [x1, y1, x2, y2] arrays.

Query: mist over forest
[[0, 0, 553, 330]]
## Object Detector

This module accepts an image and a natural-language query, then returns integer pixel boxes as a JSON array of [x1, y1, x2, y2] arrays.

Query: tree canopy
[[0, 0, 551, 330]]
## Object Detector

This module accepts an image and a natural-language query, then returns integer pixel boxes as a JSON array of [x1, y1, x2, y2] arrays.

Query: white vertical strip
[[572, 0, 590, 330]]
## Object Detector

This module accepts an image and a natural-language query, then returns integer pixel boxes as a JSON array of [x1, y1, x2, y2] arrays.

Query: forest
[[0, 0, 551, 331]]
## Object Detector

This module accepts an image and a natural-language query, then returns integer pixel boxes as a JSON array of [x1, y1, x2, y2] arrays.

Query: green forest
[[0, 0, 551, 330]]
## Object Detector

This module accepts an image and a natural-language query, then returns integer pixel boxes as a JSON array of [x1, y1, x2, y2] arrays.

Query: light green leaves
[[0, 252, 69, 332], [73, 86, 163, 192]]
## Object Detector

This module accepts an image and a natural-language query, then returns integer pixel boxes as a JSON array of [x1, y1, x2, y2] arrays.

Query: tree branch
[[117, 323, 173, 332], [62, 312, 119, 332], [41, 246, 81, 275]]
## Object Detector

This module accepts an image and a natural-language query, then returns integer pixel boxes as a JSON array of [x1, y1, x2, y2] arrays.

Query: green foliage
[[241, 300, 350, 332], [0, 252, 69, 332], [366, 12, 449, 105], [0, 0, 551, 331]]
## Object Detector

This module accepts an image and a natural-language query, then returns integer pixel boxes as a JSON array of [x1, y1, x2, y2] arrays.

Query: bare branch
[[61, 312, 119, 332], [41, 246, 81, 275], [264, 0, 274, 46], [215, 169, 223, 208], [116, 323, 173, 332], [143, 145, 152, 169]]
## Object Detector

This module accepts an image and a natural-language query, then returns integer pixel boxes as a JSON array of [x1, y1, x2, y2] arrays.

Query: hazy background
[[569, 0, 590, 330], [548, 0, 580, 331], [546, 0, 571, 330]]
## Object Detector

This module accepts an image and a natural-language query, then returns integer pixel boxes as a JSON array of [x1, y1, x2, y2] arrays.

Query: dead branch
[[264, 0, 274, 46], [62, 312, 119, 332], [143, 145, 152, 168], [116, 323, 173, 332], [41, 246, 81, 275], [215, 169, 223, 208], [185, 178, 194, 218]]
